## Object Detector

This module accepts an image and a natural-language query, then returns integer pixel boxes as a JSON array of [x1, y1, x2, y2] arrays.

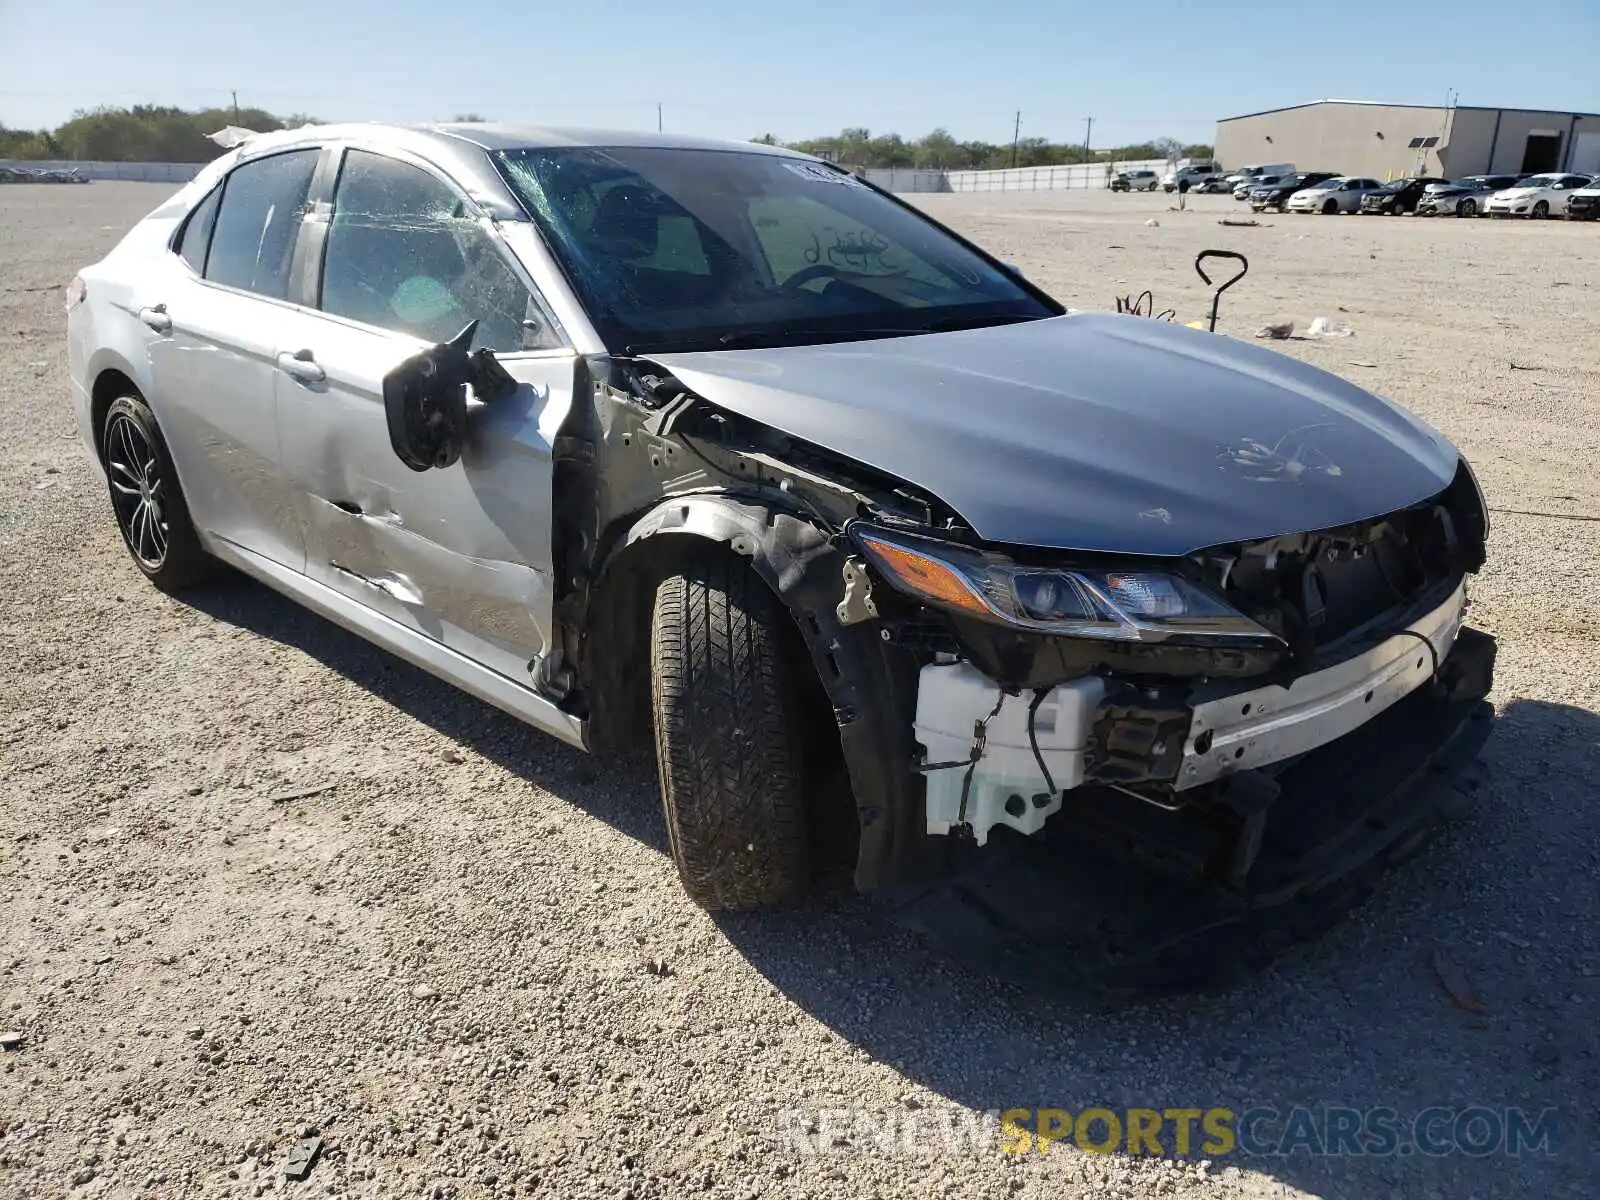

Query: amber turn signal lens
[[856, 533, 991, 619]]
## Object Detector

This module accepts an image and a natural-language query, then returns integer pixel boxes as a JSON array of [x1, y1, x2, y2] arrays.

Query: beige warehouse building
[[1215, 100, 1600, 180]]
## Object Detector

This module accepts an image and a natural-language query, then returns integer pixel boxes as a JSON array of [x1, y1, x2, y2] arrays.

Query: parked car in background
[[1110, 169, 1161, 192], [1286, 177, 1385, 214], [1192, 176, 1235, 194], [1566, 178, 1600, 221], [1249, 171, 1338, 212], [1233, 172, 1293, 201], [1360, 177, 1451, 215], [1162, 163, 1218, 192], [1415, 174, 1526, 218], [1223, 163, 1295, 190], [1485, 173, 1592, 218]]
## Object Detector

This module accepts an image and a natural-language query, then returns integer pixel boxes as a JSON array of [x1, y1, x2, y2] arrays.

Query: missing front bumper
[[1177, 578, 1468, 788], [913, 579, 1474, 843], [885, 628, 1498, 997]]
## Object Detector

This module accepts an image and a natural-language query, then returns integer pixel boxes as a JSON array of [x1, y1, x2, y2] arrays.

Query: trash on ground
[[1430, 947, 1486, 1014], [1219, 218, 1269, 227], [1306, 317, 1354, 338], [1255, 321, 1295, 340], [1508, 361, 1543, 371], [0, 1031, 25, 1051], [1115, 290, 1175, 321], [1144, 218, 1160, 227], [1348, 361, 1379, 369], [282, 1136, 322, 1182], [266, 782, 334, 805]]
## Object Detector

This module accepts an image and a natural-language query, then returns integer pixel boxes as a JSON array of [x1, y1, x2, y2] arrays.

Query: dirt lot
[[2, 182, 1597, 1200]]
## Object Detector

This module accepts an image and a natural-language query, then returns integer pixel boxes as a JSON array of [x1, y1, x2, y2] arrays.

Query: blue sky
[[3, 0, 1596, 146]]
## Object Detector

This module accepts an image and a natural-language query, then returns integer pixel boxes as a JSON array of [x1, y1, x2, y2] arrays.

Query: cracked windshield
[[495, 146, 1054, 352]]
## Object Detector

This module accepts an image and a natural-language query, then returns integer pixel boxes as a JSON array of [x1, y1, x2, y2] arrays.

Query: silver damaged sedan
[[67, 124, 1496, 984]]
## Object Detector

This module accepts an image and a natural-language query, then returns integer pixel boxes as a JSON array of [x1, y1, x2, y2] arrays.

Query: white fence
[[0, 159, 203, 183], [859, 167, 950, 193], [944, 158, 1168, 193]]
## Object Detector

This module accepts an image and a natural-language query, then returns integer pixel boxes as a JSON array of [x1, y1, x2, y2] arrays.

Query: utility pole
[[1082, 116, 1094, 187], [1010, 111, 1022, 169], [231, 90, 240, 122], [657, 103, 663, 133]]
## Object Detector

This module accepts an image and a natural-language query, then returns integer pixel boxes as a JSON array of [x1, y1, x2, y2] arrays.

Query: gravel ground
[[2, 182, 1597, 1200]]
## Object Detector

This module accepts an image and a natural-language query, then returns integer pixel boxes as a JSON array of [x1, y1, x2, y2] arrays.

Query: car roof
[[230, 120, 812, 161]]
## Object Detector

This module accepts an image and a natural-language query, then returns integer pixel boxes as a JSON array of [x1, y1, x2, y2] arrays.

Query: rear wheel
[[650, 549, 811, 910], [101, 393, 217, 591]]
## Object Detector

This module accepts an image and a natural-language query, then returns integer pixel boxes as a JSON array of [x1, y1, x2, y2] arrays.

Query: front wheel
[[650, 550, 811, 910], [1457, 199, 1476, 218], [1532, 200, 1549, 219], [101, 393, 218, 591]]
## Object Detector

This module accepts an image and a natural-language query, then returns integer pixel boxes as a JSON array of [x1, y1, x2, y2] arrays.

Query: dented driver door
[[272, 146, 574, 684]]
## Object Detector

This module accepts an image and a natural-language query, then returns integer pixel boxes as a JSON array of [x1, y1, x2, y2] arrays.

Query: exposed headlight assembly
[[850, 525, 1282, 645]]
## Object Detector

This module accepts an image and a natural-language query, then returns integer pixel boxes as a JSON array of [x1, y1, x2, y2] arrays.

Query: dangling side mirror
[[382, 321, 518, 472]]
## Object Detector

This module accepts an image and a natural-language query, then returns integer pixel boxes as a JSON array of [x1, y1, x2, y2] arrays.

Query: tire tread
[[650, 551, 809, 910]]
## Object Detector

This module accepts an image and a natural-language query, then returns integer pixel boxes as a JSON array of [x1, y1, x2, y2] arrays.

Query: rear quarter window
[[175, 185, 222, 275]]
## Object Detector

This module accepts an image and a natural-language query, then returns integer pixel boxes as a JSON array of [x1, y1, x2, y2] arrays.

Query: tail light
[[66, 274, 87, 310]]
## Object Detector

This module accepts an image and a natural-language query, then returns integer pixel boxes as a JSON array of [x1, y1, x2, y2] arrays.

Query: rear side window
[[205, 149, 319, 300], [176, 186, 222, 274], [319, 150, 555, 352]]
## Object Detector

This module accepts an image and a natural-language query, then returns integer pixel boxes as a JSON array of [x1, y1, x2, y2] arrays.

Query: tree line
[[757, 128, 1213, 171], [1, 105, 1212, 172], [0, 105, 315, 162]]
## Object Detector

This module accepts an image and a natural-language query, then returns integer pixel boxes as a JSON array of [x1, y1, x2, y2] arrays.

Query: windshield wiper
[[626, 327, 923, 356], [718, 327, 924, 348], [626, 312, 1051, 358], [917, 312, 1051, 334]]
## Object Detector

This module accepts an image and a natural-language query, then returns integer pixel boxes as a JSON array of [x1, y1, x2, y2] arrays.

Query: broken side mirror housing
[[382, 321, 519, 472]]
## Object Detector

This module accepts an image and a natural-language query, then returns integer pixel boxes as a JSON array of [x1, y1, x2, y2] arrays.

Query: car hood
[[649, 315, 1460, 556], [1494, 187, 1543, 199]]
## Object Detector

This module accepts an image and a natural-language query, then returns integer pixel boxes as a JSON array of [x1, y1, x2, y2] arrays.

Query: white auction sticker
[[784, 163, 864, 187]]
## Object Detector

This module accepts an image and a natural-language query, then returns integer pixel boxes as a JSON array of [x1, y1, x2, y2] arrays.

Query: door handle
[[276, 349, 325, 383], [138, 304, 172, 333]]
